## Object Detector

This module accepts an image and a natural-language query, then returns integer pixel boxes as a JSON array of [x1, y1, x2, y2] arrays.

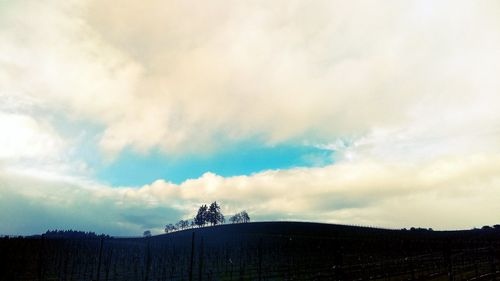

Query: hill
[[1, 221, 499, 280]]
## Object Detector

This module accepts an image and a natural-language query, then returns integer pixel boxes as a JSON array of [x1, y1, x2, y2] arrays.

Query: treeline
[[44, 229, 110, 239], [161, 201, 250, 234], [401, 225, 500, 232]]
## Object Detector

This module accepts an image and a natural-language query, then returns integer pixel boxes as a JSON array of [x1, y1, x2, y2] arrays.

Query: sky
[[1, 0, 500, 236]]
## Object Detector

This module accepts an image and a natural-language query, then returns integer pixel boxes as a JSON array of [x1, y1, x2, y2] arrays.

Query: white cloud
[[0, 1, 142, 156], [0, 111, 86, 180], [1, 1, 500, 234], [1, 152, 499, 235], [0, 112, 64, 161], [2, 0, 500, 157]]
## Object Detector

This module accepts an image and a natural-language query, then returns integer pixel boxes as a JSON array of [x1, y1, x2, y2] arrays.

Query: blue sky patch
[[95, 142, 334, 186]]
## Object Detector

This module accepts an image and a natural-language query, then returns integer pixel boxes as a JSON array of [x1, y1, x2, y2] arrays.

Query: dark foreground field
[[1, 222, 500, 281]]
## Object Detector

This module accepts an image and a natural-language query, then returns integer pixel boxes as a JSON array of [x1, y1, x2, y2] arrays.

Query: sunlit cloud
[[1, 0, 500, 235], [1, 153, 499, 235]]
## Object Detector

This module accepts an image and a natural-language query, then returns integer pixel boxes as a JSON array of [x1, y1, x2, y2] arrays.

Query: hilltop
[[2, 221, 499, 280]]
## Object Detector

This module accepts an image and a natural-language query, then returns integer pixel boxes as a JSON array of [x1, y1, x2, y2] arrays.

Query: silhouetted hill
[[154, 221, 500, 242], [1, 222, 499, 280]]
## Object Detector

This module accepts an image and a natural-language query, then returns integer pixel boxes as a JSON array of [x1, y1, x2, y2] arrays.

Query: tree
[[164, 224, 176, 233], [175, 220, 190, 230], [230, 213, 242, 224], [194, 204, 208, 227], [143, 230, 152, 237], [229, 211, 250, 223], [240, 210, 250, 223], [208, 201, 225, 226]]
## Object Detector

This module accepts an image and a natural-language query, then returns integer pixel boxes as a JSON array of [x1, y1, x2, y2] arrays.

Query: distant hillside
[[2, 221, 499, 281], [154, 221, 500, 241]]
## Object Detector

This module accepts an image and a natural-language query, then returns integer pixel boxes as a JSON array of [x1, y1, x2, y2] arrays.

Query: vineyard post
[[334, 238, 344, 281], [38, 234, 45, 281], [230, 259, 233, 281], [490, 245, 497, 281], [224, 245, 229, 275], [96, 237, 104, 281], [443, 240, 453, 281], [198, 237, 204, 281], [105, 248, 113, 281], [258, 238, 262, 281], [410, 256, 415, 281], [62, 243, 69, 280], [287, 236, 292, 279], [144, 237, 152, 281], [448, 256, 453, 281], [189, 232, 195, 281], [239, 242, 245, 281]]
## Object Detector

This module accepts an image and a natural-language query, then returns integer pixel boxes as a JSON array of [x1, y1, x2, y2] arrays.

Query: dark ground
[[1, 222, 500, 281]]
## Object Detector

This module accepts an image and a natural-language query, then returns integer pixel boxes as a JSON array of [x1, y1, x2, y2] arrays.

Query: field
[[1, 222, 499, 281]]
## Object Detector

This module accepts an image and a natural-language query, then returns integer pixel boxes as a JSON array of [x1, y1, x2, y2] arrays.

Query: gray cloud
[[1, 1, 500, 235], [1, 153, 500, 236], [2, 1, 500, 157]]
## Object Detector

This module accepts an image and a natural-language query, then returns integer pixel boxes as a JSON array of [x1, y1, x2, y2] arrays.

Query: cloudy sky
[[1, 0, 500, 235]]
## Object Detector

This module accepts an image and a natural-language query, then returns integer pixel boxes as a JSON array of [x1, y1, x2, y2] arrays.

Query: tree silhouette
[[207, 201, 225, 226], [194, 204, 208, 227], [229, 210, 250, 223], [44, 229, 109, 238], [164, 224, 176, 233], [176, 220, 190, 230], [143, 230, 152, 237], [230, 213, 242, 223], [241, 210, 250, 223]]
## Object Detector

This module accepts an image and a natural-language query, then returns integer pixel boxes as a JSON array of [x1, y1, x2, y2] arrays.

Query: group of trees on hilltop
[[194, 201, 225, 227], [164, 219, 190, 233], [229, 211, 250, 223], [160, 202, 251, 234]]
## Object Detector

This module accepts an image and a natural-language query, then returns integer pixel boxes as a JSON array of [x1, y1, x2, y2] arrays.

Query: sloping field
[[1, 222, 499, 280]]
